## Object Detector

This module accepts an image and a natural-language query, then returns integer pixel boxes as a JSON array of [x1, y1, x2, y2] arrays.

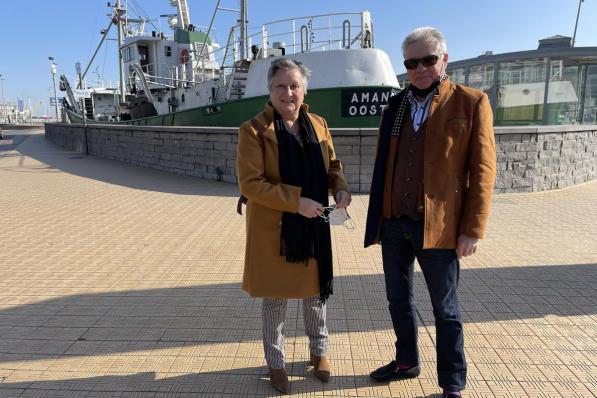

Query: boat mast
[[115, 0, 126, 106], [239, 0, 248, 60]]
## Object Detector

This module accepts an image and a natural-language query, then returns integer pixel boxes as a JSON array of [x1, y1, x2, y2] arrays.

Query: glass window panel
[[447, 68, 465, 84], [468, 64, 494, 92], [496, 59, 547, 125], [545, 60, 583, 124], [582, 65, 597, 124]]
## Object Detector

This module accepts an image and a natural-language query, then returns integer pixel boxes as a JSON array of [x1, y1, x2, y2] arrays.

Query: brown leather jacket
[[365, 79, 497, 249]]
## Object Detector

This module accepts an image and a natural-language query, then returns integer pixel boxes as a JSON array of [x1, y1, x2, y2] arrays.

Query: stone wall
[[494, 126, 597, 193], [45, 123, 597, 193]]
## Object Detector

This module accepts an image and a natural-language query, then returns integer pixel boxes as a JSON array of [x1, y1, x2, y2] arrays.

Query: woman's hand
[[334, 190, 351, 209], [298, 197, 324, 218]]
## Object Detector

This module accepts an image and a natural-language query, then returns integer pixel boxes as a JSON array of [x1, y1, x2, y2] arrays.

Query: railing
[[125, 11, 372, 94]]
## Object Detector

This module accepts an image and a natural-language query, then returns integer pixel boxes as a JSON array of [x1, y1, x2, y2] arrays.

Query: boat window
[[122, 47, 134, 62], [165, 46, 172, 57]]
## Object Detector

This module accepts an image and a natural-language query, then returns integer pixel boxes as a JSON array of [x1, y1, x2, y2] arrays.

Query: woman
[[236, 58, 351, 394]]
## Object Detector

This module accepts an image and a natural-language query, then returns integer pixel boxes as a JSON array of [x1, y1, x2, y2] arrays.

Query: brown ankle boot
[[310, 354, 331, 382], [268, 367, 289, 394]]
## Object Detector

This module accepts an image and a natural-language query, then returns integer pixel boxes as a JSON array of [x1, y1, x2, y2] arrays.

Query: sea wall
[[45, 123, 597, 193]]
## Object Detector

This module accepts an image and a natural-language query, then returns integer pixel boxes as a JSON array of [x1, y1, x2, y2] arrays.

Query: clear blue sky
[[1, 0, 595, 116]]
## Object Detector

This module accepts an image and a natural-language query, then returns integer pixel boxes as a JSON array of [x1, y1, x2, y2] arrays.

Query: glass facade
[[446, 68, 465, 84], [545, 60, 584, 124], [497, 59, 547, 125], [582, 65, 597, 124], [397, 46, 597, 125], [468, 64, 494, 92]]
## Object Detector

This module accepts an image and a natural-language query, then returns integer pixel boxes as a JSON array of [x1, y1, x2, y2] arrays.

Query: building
[[397, 36, 597, 126]]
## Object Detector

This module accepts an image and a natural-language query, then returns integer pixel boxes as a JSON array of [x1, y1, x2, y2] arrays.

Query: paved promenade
[[0, 130, 596, 398]]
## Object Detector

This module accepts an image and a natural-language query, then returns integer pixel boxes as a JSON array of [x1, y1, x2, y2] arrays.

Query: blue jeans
[[381, 216, 466, 392]]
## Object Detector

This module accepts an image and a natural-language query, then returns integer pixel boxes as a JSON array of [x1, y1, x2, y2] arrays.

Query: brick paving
[[0, 130, 595, 398]]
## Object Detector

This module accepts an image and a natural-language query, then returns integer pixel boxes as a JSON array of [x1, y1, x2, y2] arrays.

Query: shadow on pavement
[[0, 264, 594, 363], [10, 133, 239, 197]]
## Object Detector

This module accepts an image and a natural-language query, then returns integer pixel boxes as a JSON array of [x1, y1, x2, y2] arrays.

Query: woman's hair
[[267, 58, 311, 93], [401, 27, 447, 57]]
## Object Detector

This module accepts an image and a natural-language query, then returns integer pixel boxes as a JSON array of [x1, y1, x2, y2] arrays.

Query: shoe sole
[[370, 371, 420, 383]]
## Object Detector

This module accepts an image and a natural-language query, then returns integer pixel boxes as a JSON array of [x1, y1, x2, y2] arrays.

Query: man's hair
[[401, 27, 447, 57], [267, 58, 311, 93]]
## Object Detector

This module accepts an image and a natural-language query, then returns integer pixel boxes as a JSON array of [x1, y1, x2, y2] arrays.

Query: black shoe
[[442, 391, 461, 398], [370, 360, 420, 382]]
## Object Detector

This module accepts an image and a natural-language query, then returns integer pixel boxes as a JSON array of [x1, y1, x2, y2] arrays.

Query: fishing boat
[[61, 0, 400, 128]]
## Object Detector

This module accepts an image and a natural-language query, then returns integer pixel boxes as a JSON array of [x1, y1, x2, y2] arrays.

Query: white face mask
[[319, 205, 355, 229]]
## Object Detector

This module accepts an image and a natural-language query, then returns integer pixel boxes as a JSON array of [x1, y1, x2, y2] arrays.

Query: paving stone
[[0, 130, 595, 397]]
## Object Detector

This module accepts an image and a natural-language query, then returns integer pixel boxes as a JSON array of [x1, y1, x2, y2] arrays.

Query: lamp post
[[572, 0, 584, 47], [48, 57, 59, 121], [0, 74, 5, 122]]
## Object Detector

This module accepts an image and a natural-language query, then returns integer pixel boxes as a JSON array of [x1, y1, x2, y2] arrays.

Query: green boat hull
[[66, 86, 398, 128]]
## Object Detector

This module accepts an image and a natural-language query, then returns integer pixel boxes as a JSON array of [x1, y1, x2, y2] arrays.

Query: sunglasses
[[403, 54, 440, 70]]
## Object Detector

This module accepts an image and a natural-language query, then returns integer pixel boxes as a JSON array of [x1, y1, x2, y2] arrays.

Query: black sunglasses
[[403, 54, 440, 70]]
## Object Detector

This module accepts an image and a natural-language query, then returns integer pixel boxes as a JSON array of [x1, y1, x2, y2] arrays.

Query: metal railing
[[125, 11, 372, 95]]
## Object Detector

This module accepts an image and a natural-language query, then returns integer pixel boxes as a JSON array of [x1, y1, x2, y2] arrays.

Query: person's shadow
[[1, 264, 595, 396], [1, 364, 443, 397]]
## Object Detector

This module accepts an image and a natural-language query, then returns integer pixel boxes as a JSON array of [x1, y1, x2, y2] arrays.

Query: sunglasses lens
[[404, 59, 418, 70], [404, 55, 440, 70], [421, 55, 439, 67]]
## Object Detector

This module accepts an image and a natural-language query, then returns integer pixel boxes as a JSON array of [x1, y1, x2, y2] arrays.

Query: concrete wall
[[45, 123, 597, 193]]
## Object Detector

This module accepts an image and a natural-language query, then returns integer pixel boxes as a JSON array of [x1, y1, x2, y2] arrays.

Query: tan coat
[[236, 103, 349, 298], [365, 79, 497, 248]]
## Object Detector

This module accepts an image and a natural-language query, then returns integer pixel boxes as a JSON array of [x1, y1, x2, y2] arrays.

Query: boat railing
[[193, 11, 373, 88], [127, 11, 374, 93]]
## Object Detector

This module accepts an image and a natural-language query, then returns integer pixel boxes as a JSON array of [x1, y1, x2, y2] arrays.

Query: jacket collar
[[433, 77, 453, 102]]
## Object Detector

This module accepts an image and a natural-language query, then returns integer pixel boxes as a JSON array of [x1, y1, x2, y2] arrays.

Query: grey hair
[[401, 27, 447, 57], [267, 57, 311, 93]]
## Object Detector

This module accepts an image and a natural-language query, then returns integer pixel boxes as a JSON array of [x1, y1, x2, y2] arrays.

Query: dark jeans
[[381, 216, 466, 392]]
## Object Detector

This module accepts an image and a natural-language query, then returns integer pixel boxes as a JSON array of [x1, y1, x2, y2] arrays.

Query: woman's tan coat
[[236, 103, 349, 298]]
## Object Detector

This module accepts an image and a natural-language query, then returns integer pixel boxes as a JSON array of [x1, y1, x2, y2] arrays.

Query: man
[[364, 27, 496, 397]]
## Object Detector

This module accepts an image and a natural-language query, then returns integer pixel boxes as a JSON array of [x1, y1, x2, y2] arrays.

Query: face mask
[[319, 205, 355, 229]]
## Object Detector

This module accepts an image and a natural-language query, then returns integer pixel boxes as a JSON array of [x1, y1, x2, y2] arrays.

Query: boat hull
[[66, 86, 398, 128]]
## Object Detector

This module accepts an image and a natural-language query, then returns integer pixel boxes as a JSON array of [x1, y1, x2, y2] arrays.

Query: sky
[[0, 0, 595, 116]]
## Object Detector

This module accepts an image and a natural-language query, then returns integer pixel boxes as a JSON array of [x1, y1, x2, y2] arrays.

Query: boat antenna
[[572, 0, 584, 47]]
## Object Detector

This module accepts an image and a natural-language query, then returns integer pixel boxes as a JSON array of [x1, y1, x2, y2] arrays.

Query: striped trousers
[[262, 295, 328, 369]]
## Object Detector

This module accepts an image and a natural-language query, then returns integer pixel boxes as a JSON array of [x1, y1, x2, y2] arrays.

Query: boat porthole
[[196, 91, 199, 96]]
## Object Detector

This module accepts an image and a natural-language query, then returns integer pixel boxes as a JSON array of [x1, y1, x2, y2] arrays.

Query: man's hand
[[298, 197, 324, 218], [334, 190, 351, 209], [457, 235, 478, 259]]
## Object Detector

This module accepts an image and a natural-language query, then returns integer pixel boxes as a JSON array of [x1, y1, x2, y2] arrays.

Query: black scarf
[[409, 77, 442, 97], [275, 108, 333, 303]]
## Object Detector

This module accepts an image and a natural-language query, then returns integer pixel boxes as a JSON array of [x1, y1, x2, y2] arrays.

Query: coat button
[[418, 205, 424, 212]]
